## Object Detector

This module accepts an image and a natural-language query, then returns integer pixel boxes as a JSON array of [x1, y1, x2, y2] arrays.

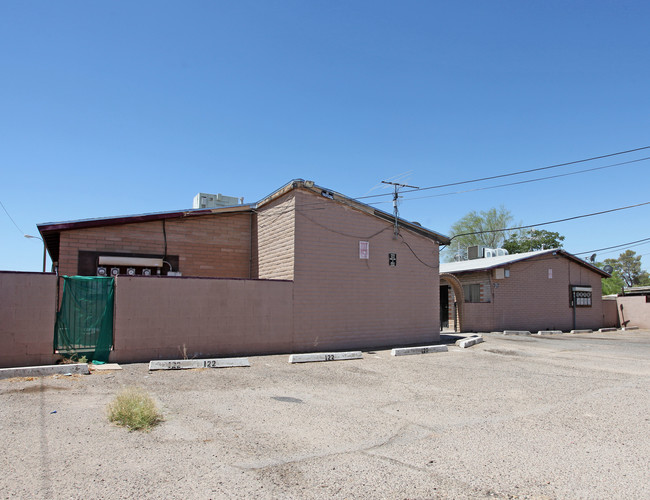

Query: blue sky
[[2, 1, 649, 272]]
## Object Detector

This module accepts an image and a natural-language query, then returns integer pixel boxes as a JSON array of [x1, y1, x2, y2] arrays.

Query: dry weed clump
[[107, 387, 163, 431]]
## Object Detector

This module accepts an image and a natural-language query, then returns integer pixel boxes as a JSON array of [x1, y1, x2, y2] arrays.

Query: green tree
[[600, 270, 626, 295], [603, 250, 650, 288], [503, 229, 565, 254], [446, 206, 519, 261]]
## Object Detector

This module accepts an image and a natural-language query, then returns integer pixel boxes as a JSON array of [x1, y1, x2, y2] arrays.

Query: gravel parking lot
[[2, 330, 649, 499]]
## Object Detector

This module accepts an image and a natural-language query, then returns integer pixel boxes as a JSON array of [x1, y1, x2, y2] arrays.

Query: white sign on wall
[[359, 241, 369, 259]]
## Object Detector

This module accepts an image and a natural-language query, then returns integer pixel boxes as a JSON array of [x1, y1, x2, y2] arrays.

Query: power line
[[574, 237, 650, 256], [0, 199, 26, 235], [373, 156, 650, 204], [448, 201, 650, 241], [355, 145, 650, 201]]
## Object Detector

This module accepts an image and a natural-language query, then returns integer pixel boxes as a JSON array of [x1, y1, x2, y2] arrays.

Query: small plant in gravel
[[59, 354, 88, 364], [107, 387, 163, 431]]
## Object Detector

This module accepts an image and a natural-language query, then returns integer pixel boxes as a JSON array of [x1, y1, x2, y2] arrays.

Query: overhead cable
[[371, 156, 650, 204], [574, 237, 650, 256], [449, 201, 650, 241], [355, 145, 650, 200]]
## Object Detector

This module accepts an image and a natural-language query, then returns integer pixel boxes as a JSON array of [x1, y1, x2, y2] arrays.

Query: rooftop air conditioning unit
[[193, 192, 242, 209], [467, 246, 485, 260]]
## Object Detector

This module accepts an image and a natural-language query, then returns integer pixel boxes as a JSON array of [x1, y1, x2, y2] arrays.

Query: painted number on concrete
[[288, 352, 363, 363], [391, 345, 448, 356], [148, 358, 250, 371]]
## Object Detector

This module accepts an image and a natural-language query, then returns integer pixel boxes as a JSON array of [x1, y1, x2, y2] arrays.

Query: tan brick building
[[34, 180, 450, 358], [440, 249, 610, 332]]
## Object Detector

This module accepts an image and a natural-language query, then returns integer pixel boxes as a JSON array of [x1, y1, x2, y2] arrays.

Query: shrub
[[107, 387, 163, 431]]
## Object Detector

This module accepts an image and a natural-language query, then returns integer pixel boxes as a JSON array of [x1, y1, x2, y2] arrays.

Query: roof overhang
[[256, 179, 450, 245], [37, 178, 451, 262], [441, 249, 610, 278]]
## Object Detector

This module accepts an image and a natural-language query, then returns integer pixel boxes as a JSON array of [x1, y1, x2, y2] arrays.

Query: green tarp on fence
[[54, 276, 114, 362]]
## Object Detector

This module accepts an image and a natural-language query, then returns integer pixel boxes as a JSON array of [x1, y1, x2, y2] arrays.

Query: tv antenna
[[381, 180, 419, 236]]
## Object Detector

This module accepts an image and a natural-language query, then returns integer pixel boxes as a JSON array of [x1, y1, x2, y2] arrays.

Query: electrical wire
[[296, 209, 391, 239], [574, 237, 650, 256], [370, 156, 650, 204], [354, 145, 650, 200], [0, 199, 26, 235], [449, 201, 650, 241], [399, 235, 438, 269]]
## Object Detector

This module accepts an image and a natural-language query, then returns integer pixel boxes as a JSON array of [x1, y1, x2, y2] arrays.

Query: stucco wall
[[112, 276, 293, 363], [616, 295, 650, 329], [58, 212, 253, 278], [602, 298, 619, 328], [0, 272, 58, 368], [456, 255, 605, 332], [292, 189, 440, 351]]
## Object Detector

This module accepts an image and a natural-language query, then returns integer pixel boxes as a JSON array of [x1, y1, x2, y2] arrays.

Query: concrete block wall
[[112, 276, 294, 363], [0, 272, 58, 368], [58, 212, 253, 278], [292, 189, 441, 352]]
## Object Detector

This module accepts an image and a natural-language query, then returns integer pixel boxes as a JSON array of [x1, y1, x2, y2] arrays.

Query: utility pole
[[381, 181, 418, 237]]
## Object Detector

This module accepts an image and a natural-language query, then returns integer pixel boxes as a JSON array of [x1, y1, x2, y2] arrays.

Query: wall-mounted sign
[[359, 241, 369, 259], [389, 253, 397, 266]]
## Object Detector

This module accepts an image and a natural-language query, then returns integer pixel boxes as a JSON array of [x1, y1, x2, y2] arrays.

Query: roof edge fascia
[[255, 179, 451, 245], [443, 248, 610, 278]]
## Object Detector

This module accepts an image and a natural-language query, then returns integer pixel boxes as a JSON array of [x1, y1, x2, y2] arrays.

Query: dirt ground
[[1, 330, 649, 499]]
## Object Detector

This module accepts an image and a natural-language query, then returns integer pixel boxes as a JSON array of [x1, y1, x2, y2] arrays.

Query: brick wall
[[256, 193, 295, 280], [0, 272, 58, 368], [57, 212, 253, 278], [292, 189, 440, 351]]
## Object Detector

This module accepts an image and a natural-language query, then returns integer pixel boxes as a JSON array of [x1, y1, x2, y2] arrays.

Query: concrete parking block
[[598, 328, 617, 333], [570, 329, 593, 334], [537, 330, 563, 335], [288, 352, 363, 363], [455, 336, 484, 348], [149, 358, 250, 370], [622, 326, 639, 331], [0, 363, 89, 380], [503, 330, 531, 335], [391, 345, 448, 356]]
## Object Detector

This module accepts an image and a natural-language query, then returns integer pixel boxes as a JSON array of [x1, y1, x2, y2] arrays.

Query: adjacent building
[[440, 249, 609, 332]]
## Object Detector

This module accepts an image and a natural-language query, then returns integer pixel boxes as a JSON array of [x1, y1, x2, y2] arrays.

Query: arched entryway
[[440, 273, 464, 332]]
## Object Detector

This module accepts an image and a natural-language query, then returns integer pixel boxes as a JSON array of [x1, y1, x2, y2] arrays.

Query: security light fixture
[[97, 266, 107, 276], [126, 267, 136, 276], [111, 267, 120, 277], [142, 268, 151, 276]]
